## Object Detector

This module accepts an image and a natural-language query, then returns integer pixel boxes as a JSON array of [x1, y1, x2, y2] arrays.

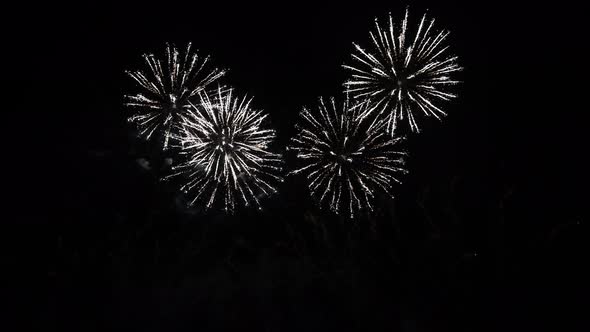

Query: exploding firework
[[343, 8, 462, 133], [168, 87, 283, 213], [288, 96, 407, 218], [124, 42, 226, 149]]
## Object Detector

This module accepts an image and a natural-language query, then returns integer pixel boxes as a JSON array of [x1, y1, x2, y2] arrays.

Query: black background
[[16, 0, 588, 331]]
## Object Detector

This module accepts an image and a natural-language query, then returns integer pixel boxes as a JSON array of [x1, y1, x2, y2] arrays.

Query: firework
[[168, 87, 283, 213], [124, 42, 226, 149], [343, 8, 462, 133], [288, 96, 407, 218]]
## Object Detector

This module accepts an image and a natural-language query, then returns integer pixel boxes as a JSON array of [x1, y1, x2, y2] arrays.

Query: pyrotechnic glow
[[288, 96, 407, 218], [168, 87, 283, 213], [124, 42, 226, 149], [344, 8, 462, 133]]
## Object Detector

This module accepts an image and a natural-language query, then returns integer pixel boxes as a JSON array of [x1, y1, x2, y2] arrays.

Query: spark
[[343, 8, 462, 134], [288, 96, 407, 218], [124, 42, 226, 149], [167, 87, 283, 213]]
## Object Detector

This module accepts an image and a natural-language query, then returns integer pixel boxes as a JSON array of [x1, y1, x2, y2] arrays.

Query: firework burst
[[168, 87, 283, 213], [124, 42, 226, 149], [343, 8, 462, 133], [288, 96, 407, 218]]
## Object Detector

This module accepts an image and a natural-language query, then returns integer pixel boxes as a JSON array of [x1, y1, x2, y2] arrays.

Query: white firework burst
[[343, 8, 462, 133], [168, 87, 283, 213], [288, 96, 407, 218], [124, 42, 226, 149]]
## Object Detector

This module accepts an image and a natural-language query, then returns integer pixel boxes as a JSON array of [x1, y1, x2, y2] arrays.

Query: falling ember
[[124, 42, 226, 149], [166, 87, 283, 213], [343, 8, 462, 134], [288, 96, 407, 218]]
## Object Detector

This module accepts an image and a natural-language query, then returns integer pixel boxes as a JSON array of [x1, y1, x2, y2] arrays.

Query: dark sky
[[16, 1, 589, 331], [32, 0, 588, 198]]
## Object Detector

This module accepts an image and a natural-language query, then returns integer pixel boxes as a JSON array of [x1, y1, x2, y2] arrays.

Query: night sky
[[16, 1, 588, 331]]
